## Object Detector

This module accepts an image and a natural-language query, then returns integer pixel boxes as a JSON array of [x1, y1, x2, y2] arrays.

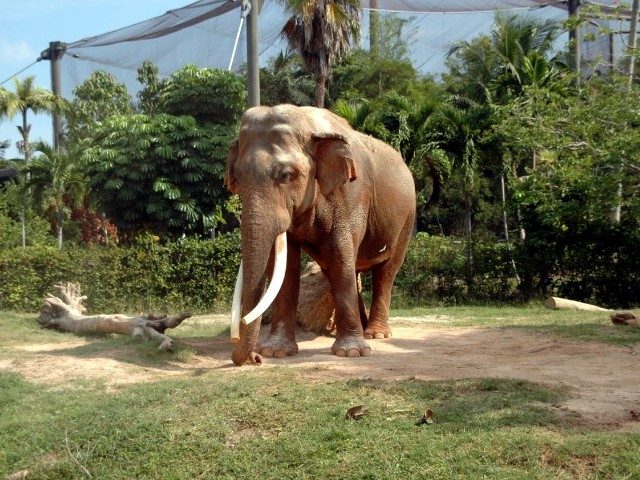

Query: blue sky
[[0, 0, 186, 158]]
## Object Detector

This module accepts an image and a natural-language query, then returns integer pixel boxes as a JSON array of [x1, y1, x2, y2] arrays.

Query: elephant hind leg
[[365, 217, 414, 340]]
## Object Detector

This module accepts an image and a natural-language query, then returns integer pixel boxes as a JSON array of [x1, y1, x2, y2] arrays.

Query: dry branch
[[544, 296, 612, 312], [37, 283, 191, 350]]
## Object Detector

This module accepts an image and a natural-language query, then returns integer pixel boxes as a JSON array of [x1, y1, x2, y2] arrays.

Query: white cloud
[[0, 39, 37, 65]]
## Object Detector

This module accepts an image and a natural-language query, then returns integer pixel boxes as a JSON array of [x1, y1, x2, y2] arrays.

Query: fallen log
[[296, 261, 364, 335], [37, 283, 191, 350], [544, 296, 612, 312]]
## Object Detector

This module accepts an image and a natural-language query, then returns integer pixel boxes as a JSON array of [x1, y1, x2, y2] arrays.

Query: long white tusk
[[243, 232, 287, 324], [229, 261, 243, 343]]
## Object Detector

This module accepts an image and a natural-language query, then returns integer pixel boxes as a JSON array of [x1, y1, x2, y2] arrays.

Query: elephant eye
[[275, 168, 297, 184]]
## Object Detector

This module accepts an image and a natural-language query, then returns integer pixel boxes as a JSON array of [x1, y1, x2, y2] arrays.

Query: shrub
[[0, 232, 241, 313], [395, 233, 518, 305]]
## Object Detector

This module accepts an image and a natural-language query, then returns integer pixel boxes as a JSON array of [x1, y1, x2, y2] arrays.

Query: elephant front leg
[[325, 260, 371, 358], [259, 241, 300, 358]]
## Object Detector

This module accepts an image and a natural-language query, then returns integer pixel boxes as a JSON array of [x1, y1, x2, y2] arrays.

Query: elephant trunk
[[231, 221, 288, 366]]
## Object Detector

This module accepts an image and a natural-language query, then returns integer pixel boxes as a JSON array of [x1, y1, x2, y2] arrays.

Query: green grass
[[2, 370, 639, 480], [1, 308, 639, 479], [390, 305, 640, 345]]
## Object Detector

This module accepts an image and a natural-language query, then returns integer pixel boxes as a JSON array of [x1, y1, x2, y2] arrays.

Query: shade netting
[[58, 0, 624, 97]]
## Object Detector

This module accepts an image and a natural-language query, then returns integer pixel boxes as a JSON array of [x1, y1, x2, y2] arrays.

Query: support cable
[[228, 0, 251, 71], [0, 59, 41, 86]]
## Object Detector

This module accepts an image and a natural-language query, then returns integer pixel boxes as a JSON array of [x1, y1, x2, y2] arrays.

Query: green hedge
[[2, 229, 638, 313], [0, 232, 241, 313], [394, 233, 517, 305]]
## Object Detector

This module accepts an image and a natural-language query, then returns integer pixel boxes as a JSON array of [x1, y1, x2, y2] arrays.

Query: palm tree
[[281, 0, 361, 108], [433, 98, 493, 236], [0, 139, 9, 162], [333, 90, 450, 224], [2, 76, 65, 163], [22, 142, 86, 248], [447, 13, 564, 103], [260, 50, 315, 106]]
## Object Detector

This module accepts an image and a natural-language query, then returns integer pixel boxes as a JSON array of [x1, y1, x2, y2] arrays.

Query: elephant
[[226, 104, 416, 365]]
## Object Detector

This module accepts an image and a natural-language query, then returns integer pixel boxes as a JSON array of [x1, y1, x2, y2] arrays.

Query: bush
[[2, 228, 638, 313], [395, 233, 518, 305], [0, 231, 241, 313], [517, 220, 640, 308]]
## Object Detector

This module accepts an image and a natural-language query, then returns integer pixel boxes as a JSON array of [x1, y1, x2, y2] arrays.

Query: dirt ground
[[3, 314, 639, 431]]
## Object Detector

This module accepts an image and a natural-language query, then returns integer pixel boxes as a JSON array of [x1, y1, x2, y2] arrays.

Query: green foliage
[[260, 50, 315, 106], [136, 60, 164, 114], [445, 13, 566, 103], [22, 142, 87, 248], [0, 231, 241, 313], [0, 183, 55, 248], [83, 113, 234, 235], [395, 233, 516, 304], [375, 13, 418, 61], [66, 70, 132, 144], [0, 210, 53, 249], [160, 65, 246, 124], [330, 49, 418, 101]]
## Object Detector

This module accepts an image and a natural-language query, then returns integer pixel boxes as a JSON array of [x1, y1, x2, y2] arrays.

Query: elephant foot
[[259, 336, 299, 358], [364, 322, 392, 340], [331, 335, 371, 358]]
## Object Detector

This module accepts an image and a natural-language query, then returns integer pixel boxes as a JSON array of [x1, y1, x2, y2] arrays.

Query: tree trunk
[[500, 173, 521, 285], [628, 0, 639, 87], [57, 223, 63, 249], [464, 196, 474, 297], [37, 283, 191, 350], [22, 109, 30, 163], [568, 0, 581, 86], [314, 74, 327, 108], [20, 207, 26, 248]]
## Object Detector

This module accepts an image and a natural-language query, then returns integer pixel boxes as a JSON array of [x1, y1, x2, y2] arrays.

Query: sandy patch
[[2, 316, 639, 430]]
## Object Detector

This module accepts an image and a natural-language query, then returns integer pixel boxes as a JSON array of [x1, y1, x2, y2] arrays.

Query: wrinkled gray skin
[[226, 105, 415, 365]]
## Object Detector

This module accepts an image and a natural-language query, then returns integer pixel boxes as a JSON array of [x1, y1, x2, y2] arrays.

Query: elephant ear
[[311, 132, 357, 197], [225, 139, 240, 194]]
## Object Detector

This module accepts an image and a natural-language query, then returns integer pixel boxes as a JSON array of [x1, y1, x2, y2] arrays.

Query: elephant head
[[225, 105, 357, 365]]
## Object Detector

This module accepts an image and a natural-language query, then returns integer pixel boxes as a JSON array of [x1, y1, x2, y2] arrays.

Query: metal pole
[[47, 41, 66, 150], [629, 0, 639, 87], [246, 0, 260, 107], [568, 0, 581, 85]]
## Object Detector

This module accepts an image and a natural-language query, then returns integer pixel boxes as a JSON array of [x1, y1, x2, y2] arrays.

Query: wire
[[0, 59, 42, 86]]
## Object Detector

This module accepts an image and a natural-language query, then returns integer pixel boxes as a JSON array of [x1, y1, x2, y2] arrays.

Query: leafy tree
[[66, 70, 132, 144], [376, 13, 417, 61], [137, 60, 164, 114], [282, 0, 361, 107], [22, 142, 87, 248], [260, 50, 315, 106], [159, 65, 246, 124], [83, 114, 235, 236], [1, 77, 65, 162], [330, 49, 418, 101]]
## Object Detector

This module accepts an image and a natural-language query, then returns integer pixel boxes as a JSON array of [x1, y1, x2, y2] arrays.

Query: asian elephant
[[226, 104, 415, 365]]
